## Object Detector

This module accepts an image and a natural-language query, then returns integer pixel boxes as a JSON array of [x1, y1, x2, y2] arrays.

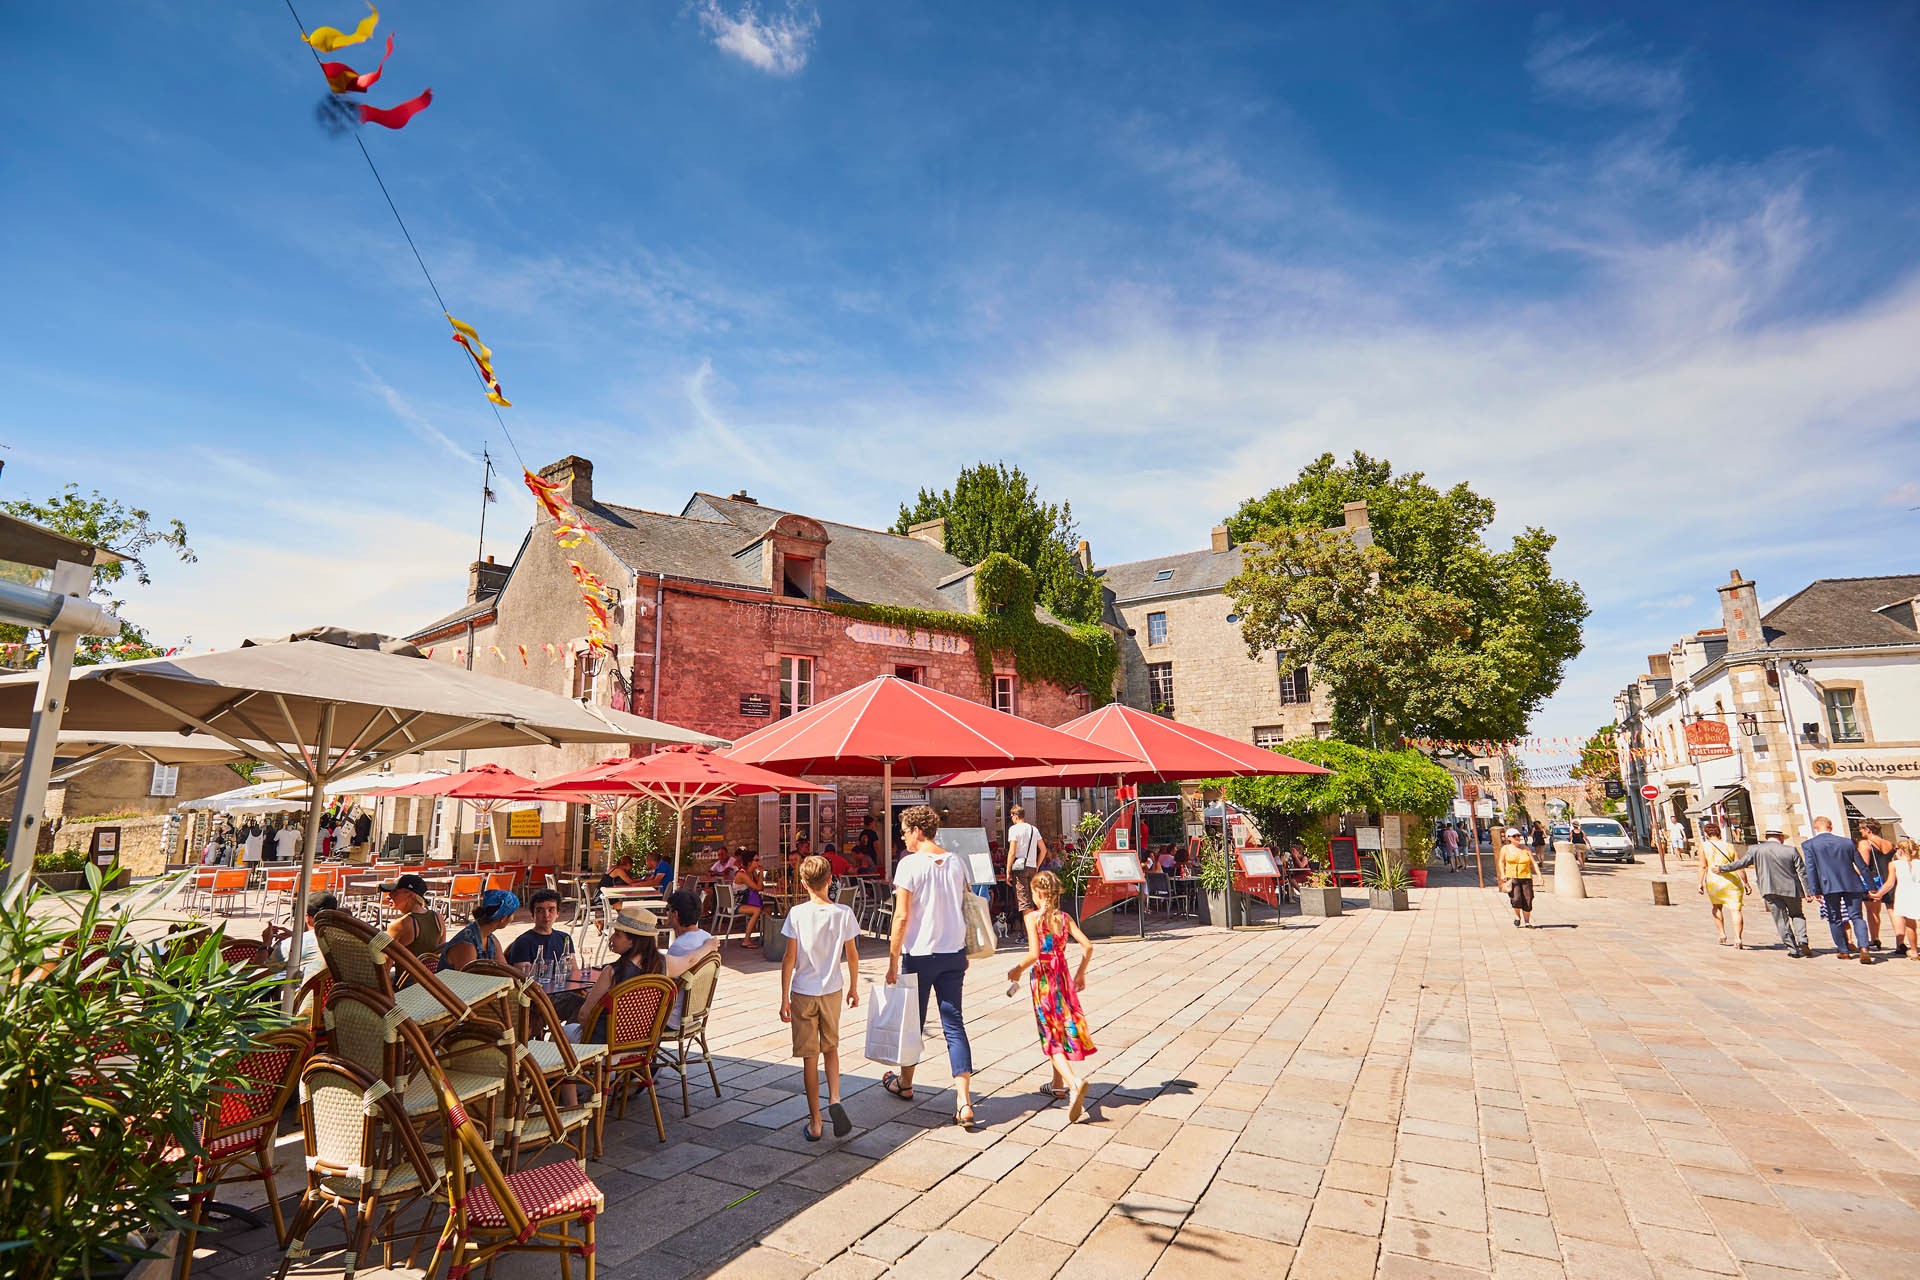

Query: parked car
[[1571, 818, 1635, 863]]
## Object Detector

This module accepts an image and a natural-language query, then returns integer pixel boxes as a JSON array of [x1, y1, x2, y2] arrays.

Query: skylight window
[[1154, 569, 1175, 581]]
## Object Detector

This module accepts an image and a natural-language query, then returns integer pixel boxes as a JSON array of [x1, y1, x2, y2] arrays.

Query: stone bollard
[[1553, 841, 1587, 900], [1651, 880, 1671, 906]]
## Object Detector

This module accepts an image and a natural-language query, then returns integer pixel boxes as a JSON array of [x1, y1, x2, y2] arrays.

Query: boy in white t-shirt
[[781, 854, 862, 1142]]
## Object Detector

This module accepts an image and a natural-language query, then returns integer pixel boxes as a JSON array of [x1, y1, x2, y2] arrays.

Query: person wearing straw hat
[[1715, 824, 1812, 957], [570, 905, 720, 1044]]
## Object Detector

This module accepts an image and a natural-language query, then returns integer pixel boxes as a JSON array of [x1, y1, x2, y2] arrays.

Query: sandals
[[882, 1072, 914, 1102], [829, 1102, 852, 1137], [1045, 1085, 1069, 1100], [1068, 1079, 1089, 1124], [955, 1101, 975, 1128]]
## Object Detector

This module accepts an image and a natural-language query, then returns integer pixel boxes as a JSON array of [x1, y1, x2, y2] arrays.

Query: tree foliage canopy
[[1224, 452, 1586, 743], [1218, 739, 1457, 842], [0, 485, 196, 665], [892, 462, 1102, 624]]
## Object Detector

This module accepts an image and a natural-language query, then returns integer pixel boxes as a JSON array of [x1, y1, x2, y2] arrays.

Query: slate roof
[[566, 491, 977, 613], [1761, 574, 1920, 650], [413, 598, 497, 638], [1097, 547, 1245, 603]]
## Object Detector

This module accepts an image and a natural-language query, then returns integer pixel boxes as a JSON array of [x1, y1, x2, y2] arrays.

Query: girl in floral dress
[[1007, 870, 1097, 1121]]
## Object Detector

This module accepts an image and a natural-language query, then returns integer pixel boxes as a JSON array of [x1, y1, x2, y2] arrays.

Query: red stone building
[[405, 456, 1112, 869]]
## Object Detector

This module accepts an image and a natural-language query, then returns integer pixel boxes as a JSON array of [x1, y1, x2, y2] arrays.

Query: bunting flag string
[[447, 314, 509, 404], [322, 31, 393, 92], [300, 2, 379, 51], [359, 85, 432, 130]]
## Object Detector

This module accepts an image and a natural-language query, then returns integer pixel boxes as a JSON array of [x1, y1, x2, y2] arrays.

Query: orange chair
[[208, 868, 254, 915], [445, 873, 484, 918]]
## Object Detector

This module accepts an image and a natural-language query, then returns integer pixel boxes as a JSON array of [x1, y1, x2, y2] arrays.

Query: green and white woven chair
[[321, 986, 511, 1137], [311, 909, 514, 1033], [654, 953, 723, 1117]]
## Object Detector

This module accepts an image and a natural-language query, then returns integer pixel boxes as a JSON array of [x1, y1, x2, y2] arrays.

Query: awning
[[1843, 793, 1901, 823], [1686, 784, 1743, 816]]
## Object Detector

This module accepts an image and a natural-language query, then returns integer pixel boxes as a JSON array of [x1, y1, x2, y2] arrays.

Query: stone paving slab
[[199, 854, 1920, 1278]]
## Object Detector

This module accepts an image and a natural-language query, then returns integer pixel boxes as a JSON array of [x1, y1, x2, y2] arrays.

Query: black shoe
[[1896, 943, 1911, 957], [1869, 940, 1884, 951]]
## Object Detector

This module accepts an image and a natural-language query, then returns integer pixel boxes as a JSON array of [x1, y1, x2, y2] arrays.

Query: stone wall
[[55, 813, 170, 878]]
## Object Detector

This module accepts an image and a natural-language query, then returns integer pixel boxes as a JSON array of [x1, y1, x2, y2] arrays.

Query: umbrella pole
[[281, 703, 335, 1016], [883, 758, 894, 878], [672, 797, 687, 889]]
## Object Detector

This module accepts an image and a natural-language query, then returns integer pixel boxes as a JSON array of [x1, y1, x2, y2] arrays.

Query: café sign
[[1810, 755, 1920, 781], [844, 622, 970, 655], [1685, 720, 1734, 762]]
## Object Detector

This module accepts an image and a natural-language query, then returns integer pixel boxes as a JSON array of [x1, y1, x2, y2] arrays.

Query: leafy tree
[[1568, 722, 1622, 812], [1224, 452, 1586, 743], [893, 462, 1101, 624], [0, 486, 194, 666], [1217, 739, 1456, 846]]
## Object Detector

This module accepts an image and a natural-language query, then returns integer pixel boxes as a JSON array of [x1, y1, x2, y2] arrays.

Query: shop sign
[[740, 693, 771, 718], [1810, 755, 1920, 780], [690, 804, 726, 838], [1605, 780, 1626, 799], [507, 808, 542, 840], [1137, 796, 1181, 817], [845, 622, 971, 655], [1685, 720, 1734, 761], [1462, 782, 1479, 802]]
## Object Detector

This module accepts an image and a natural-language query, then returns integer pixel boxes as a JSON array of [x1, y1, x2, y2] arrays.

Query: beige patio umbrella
[[0, 727, 258, 791], [0, 627, 728, 1006]]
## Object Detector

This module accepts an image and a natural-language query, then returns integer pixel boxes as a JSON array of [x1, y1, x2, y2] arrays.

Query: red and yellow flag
[[302, 3, 379, 52], [446, 313, 508, 405], [322, 32, 393, 93], [360, 86, 433, 132]]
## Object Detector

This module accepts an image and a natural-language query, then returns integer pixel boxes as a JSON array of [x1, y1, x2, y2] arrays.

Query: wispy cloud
[[360, 362, 481, 466], [696, 1, 820, 76], [1636, 595, 1698, 610], [1884, 480, 1920, 507], [1526, 23, 1687, 117]]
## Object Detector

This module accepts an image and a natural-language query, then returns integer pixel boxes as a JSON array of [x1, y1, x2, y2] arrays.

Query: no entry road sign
[[1640, 784, 1660, 801]]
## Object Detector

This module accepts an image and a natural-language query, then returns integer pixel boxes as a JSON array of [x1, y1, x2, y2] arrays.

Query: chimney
[[907, 517, 947, 549], [467, 555, 508, 604], [1210, 525, 1232, 554], [1342, 500, 1369, 531], [1075, 539, 1092, 572], [729, 490, 758, 505], [1717, 569, 1763, 652], [537, 456, 593, 511]]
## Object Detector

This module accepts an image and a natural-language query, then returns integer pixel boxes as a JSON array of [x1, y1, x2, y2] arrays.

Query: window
[[782, 555, 814, 600], [780, 791, 815, 854], [993, 674, 1016, 715], [1146, 612, 1168, 646], [571, 650, 598, 701], [1311, 721, 1331, 739], [1253, 726, 1284, 750], [1153, 569, 1175, 582], [148, 763, 179, 797], [1279, 664, 1311, 705], [1146, 663, 1175, 717], [779, 655, 814, 718], [1824, 688, 1863, 742]]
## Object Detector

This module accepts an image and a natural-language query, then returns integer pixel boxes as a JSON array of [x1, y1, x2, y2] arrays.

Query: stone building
[[403, 456, 1109, 869], [1094, 506, 1369, 746], [1612, 570, 1920, 846]]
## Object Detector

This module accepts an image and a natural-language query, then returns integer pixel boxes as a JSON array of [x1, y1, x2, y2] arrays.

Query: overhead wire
[[282, 0, 527, 472]]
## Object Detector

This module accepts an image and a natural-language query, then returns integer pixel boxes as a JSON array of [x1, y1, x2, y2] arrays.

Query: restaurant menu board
[[1098, 851, 1146, 883], [940, 826, 996, 885], [1237, 847, 1279, 877], [507, 808, 543, 841]]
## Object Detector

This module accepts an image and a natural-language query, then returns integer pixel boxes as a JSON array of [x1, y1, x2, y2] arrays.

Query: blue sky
[[7, 1, 1920, 759]]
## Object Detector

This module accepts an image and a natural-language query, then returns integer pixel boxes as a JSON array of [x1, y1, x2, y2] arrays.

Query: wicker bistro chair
[[170, 1027, 311, 1278], [460, 960, 602, 1168], [277, 1056, 447, 1280], [654, 954, 722, 1117], [321, 986, 512, 1139], [310, 909, 514, 1035], [423, 1072, 605, 1280], [594, 973, 676, 1141], [519, 980, 610, 1158]]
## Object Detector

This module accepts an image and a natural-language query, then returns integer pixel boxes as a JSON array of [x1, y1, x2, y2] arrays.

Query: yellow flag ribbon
[[302, 3, 379, 53]]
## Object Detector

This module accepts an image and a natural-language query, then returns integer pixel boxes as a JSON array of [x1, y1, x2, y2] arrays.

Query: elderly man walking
[[1718, 824, 1812, 957], [1804, 816, 1874, 964]]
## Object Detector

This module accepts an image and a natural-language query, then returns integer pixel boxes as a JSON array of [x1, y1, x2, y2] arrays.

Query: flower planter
[[1299, 886, 1343, 917], [759, 912, 789, 962], [1368, 888, 1410, 912], [1408, 868, 1428, 888], [1198, 888, 1245, 928], [35, 868, 130, 893]]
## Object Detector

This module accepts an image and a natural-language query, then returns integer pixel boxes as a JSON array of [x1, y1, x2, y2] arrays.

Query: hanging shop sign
[[1137, 796, 1181, 817], [844, 622, 971, 655], [1686, 720, 1734, 762]]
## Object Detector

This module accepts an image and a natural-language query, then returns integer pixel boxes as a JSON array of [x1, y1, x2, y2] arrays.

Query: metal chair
[[710, 882, 743, 945], [1145, 871, 1193, 919], [442, 872, 484, 920], [654, 954, 722, 1117]]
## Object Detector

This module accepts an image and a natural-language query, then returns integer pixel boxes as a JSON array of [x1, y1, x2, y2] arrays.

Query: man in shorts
[[1005, 804, 1047, 939], [780, 855, 861, 1142]]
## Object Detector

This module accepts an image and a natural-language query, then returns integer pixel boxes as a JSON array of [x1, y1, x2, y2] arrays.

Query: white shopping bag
[[863, 974, 923, 1068]]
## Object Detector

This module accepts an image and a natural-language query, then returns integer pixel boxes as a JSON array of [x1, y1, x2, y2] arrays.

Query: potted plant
[[1194, 838, 1241, 928], [0, 866, 289, 1279], [1298, 856, 1343, 917], [1404, 826, 1432, 888], [1058, 825, 1113, 940], [1362, 852, 1412, 911]]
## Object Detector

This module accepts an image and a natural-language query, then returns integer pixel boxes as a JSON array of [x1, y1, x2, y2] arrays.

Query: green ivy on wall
[[827, 553, 1117, 705]]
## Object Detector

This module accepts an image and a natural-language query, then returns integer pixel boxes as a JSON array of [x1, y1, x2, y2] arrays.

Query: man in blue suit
[[1802, 816, 1873, 964]]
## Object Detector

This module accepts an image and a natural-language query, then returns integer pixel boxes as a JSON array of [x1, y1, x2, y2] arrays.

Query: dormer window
[[783, 555, 814, 599], [1154, 569, 1175, 582]]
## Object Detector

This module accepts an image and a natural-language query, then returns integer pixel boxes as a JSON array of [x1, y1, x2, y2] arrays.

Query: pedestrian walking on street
[[1007, 869, 1096, 1122], [780, 855, 861, 1142], [1005, 803, 1047, 942], [1697, 820, 1750, 948], [1857, 820, 1895, 951], [1499, 828, 1538, 927], [1869, 838, 1920, 961], [883, 804, 978, 1127], [1803, 816, 1875, 964], [1568, 821, 1590, 868], [1716, 825, 1811, 957]]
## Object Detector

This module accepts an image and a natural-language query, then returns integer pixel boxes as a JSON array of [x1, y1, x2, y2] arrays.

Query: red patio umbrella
[[361, 762, 540, 863], [721, 675, 1139, 874], [528, 746, 831, 883], [936, 702, 1331, 787]]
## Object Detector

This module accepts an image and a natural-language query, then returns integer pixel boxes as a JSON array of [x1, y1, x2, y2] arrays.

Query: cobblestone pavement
[[209, 854, 1920, 1279]]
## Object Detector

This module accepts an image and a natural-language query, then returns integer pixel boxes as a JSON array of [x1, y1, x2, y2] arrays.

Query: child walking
[[781, 854, 862, 1141], [1007, 870, 1096, 1122]]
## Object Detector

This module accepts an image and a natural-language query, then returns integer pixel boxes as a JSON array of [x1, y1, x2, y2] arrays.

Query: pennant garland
[[360, 86, 433, 130], [518, 643, 529, 666], [301, 3, 380, 52], [446, 314, 508, 404], [322, 31, 393, 93], [568, 559, 614, 656]]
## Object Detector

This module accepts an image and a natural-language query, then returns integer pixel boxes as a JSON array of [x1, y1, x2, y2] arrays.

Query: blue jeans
[[1821, 892, 1869, 952], [902, 950, 973, 1077]]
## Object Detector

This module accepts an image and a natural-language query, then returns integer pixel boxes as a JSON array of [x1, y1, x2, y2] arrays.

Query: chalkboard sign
[[740, 693, 772, 718]]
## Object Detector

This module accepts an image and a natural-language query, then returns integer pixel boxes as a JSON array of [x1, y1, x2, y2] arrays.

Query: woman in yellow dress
[[1696, 819, 1751, 948]]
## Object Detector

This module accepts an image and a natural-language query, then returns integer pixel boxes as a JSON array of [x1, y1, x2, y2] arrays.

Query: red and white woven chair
[[276, 1056, 446, 1280], [170, 1027, 310, 1279], [598, 973, 676, 1142], [465, 960, 607, 1166], [423, 1076, 604, 1280]]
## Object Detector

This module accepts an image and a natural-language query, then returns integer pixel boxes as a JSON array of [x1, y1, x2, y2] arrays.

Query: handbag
[[963, 889, 998, 960], [863, 974, 922, 1068]]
